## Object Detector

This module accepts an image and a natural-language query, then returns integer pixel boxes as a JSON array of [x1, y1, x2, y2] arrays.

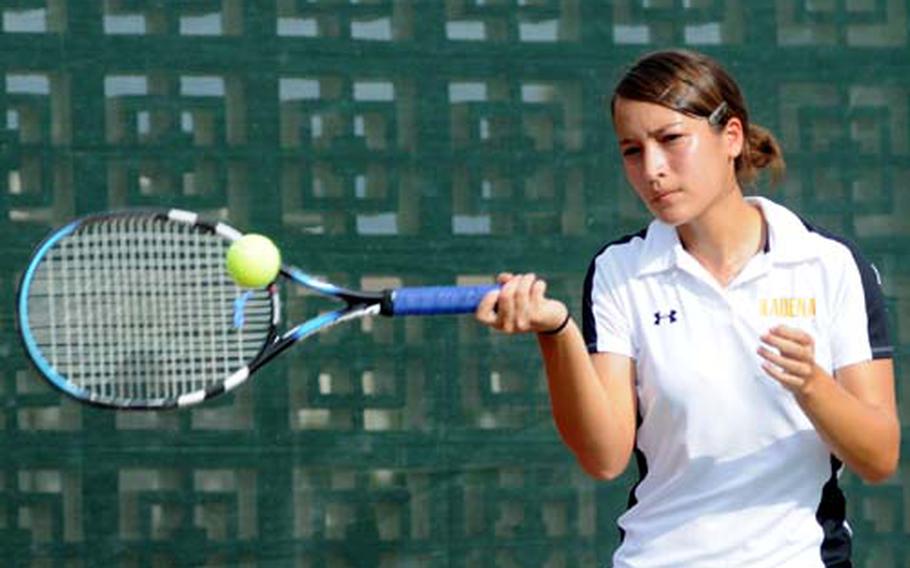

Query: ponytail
[[738, 123, 785, 187]]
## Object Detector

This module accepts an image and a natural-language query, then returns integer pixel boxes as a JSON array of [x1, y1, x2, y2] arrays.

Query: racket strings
[[26, 216, 274, 402]]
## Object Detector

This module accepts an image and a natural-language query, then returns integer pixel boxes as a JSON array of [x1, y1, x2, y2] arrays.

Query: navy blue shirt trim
[[582, 227, 648, 354], [800, 219, 893, 360], [817, 456, 852, 567]]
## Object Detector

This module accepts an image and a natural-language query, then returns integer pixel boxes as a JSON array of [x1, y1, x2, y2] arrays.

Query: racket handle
[[383, 285, 499, 316]]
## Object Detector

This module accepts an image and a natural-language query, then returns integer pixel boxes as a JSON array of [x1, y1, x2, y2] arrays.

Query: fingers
[[764, 325, 813, 352], [474, 272, 527, 332], [475, 273, 563, 335], [513, 274, 537, 331], [760, 325, 814, 361], [758, 325, 818, 393], [759, 358, 806, 391], [498, 273, 537, 333], [475, 286, 500, 326], [496, 272, 515, 285], [757, 345, 814, 379], [531, 277, 547, 304]]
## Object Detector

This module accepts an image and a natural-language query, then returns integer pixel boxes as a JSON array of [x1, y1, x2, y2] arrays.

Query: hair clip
[[707, 101, 728, 126]]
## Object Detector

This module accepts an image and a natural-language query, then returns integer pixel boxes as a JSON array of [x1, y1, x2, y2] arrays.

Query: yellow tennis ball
[[226, 234, 281, 288]]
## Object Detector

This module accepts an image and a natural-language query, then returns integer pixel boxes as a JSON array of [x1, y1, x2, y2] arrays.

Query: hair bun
[[742, 124, 785, 185]]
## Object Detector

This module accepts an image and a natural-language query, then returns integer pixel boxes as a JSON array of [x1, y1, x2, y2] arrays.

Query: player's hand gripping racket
[[16, 209, 496, 410]]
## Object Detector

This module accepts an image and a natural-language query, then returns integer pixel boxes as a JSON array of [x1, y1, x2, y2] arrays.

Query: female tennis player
[[475, 49, 899, 567]]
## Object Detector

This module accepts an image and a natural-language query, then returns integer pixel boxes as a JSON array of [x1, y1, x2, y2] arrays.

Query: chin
[[649, 205, 692, 227]]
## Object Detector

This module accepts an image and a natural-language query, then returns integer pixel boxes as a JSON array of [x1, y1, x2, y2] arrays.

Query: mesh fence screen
[[1, 2, 908, 566]]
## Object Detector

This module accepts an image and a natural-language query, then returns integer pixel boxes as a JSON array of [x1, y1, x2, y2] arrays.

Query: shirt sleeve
[[582, 252, 635, 358], [830, 244, 893, 370]]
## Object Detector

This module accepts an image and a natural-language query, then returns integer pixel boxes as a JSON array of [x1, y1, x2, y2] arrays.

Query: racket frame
[[16, 210, 283, 410]]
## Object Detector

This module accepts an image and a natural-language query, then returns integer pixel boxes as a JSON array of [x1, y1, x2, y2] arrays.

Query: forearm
[[538, 322, 635, 479], [759, 328, 900, 483], [473, 275, 635, 478], [797, 367, 900, 483]]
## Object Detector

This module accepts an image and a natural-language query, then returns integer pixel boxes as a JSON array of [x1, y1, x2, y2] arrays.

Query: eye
[[621, 146, 641, 157], [661, 133, 684, 144]]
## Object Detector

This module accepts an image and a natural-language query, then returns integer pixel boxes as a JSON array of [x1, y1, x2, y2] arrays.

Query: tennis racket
[[16, 209, 496, 410]]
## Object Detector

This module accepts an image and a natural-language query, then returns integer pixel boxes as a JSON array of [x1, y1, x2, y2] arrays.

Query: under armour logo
[[653, 310, 678, 325]]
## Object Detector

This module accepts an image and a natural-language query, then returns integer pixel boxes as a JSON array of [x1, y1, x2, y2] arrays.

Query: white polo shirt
[[582, 197, 891, 568]]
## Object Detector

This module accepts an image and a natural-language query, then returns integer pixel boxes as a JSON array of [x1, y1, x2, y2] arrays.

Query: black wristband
[[539, 311, 571, 336]]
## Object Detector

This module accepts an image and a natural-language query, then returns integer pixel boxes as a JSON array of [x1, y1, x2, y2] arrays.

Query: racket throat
[[379, 290, 396, 317]]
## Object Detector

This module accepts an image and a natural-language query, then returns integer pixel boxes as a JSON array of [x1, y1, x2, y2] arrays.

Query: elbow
[[857, 450, 900, 485], [555, 424, 636, 481], [853, 434, 901, 485], [564, 435, 635, 481], [585, 468, 625, 482], [576, 453, 629, 481], [857, 464, 897, 485]]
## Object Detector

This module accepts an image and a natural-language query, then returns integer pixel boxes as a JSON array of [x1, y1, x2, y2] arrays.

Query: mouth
[[649, 189, 681, 205]]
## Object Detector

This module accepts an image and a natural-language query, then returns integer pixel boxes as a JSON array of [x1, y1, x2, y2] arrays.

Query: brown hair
[[611, 49, 785, 186]]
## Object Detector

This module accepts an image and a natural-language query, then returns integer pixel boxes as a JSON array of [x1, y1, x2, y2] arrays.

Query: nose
[[641, 145, 667, 183]]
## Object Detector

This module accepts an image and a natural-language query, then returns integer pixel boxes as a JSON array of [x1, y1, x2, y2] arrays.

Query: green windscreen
[[1, 2, 907, 566]]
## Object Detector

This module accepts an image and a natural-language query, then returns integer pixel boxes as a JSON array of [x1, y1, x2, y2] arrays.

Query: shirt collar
[[635, 219, 681, 277], [635, 196, 821, 278], [749, 196, 822, 264]]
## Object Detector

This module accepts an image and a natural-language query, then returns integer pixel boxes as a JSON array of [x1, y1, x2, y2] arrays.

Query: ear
[[723, 116, 745, 160]]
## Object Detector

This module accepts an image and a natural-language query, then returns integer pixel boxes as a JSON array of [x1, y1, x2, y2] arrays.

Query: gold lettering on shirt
[[759, 297, 816, 318]]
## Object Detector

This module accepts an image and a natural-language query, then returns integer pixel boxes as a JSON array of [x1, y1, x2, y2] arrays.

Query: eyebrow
[[618, 120, 684, 145]]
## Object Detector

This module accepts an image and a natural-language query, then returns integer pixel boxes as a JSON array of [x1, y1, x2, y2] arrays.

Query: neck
[[676, 190, 766, 286]]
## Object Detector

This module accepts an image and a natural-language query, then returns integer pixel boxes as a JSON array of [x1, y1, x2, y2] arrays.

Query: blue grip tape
[[390, 285, 498, 316]]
